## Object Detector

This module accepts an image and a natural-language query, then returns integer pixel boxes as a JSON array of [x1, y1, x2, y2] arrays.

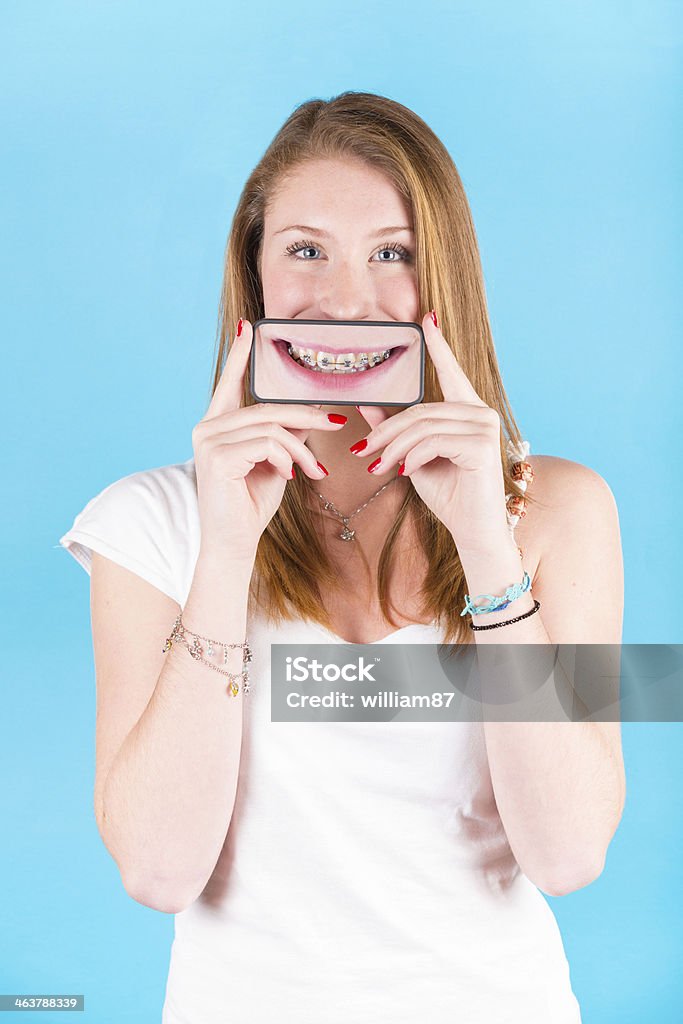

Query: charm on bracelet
[[162, 614, 253, 697]]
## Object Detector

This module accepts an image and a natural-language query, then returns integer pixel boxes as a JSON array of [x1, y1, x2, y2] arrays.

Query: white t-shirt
[[58, 451, 582, 1024]]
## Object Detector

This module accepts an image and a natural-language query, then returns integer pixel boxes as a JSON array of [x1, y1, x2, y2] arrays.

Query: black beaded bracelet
[[469, 599, 541, 631]]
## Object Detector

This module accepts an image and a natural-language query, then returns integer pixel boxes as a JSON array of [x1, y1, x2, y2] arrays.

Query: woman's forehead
[[264, 163, 413, 233]]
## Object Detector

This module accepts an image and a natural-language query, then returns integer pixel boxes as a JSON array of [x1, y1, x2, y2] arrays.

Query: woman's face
[[259, 157, 419, 323]]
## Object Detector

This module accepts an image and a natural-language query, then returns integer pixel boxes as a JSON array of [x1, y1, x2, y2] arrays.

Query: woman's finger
[[196, 403, 347, 436], [363, 418, 493, 471], [351, 404, 499, 462], [214, 437, 299, 481], [421, 311, 487, 406], [395, 432, 495, 475], [354, 404, 390, 431], [202, 422, 329, 479], [205, 318, 254, 419], [289, 404, 324, 445]]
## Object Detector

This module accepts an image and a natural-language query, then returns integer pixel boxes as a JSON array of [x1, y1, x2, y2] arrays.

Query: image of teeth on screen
[[250, 319, 424, 406]]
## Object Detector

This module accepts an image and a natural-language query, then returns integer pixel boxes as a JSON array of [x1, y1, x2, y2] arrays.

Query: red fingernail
[[430, 310, 438, 328], [367, 457, 381, 473], [349, 439, 368, 454], [398, 462, 405, 476], [327, 413, 347, 424], [290, 465, 296, 479], [236, 317, 244, 337], [316, 461, 328, 476]]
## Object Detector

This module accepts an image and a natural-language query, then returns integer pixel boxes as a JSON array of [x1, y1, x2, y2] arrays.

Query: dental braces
[[286, 345, 392, 372]]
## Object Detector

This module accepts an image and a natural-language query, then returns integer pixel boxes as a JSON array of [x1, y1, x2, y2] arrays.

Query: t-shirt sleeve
[[56, 463, 195, 604]]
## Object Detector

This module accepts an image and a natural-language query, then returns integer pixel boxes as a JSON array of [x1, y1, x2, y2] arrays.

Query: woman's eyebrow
[[273, 224, 414, 237]]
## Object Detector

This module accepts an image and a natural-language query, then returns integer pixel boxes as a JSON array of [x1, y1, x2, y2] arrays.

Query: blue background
[[2, 0, 681, 1020]]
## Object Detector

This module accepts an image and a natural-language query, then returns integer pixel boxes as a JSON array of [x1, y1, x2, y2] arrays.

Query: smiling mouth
[[277, 339, 402, 373]]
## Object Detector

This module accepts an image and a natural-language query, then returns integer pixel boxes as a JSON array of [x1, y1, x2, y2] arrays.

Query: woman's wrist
[[456, 536, 533, 623]]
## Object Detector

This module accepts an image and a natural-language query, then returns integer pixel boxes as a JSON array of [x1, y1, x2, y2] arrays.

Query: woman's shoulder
[[518, 454, 618, 563], [526, 454, 614, 502], [58, 456, 200, 562], [117, 456, 196, 492], [93, 457, 198, 514], [58, 457, 200, 604], [107, 456, 200, 535]]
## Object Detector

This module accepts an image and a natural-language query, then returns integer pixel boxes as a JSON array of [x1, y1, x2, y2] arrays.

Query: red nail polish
[[327, 413, 347, 424], [367, 457, 381, 473], [430, 310, 438, 328], [290, 465, 296, 479], [398, 462, 405, 476], [349, 439, 368, 454], [316, 461, 328, 476], [236, 317, 244, 337]]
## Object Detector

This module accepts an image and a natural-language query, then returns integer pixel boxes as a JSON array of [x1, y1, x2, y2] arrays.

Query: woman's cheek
[[378, 271, 419, 319], [262, 267, 312, 314]]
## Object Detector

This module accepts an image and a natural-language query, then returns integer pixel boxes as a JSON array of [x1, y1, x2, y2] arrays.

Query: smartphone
[[249, 318, 425, 407]]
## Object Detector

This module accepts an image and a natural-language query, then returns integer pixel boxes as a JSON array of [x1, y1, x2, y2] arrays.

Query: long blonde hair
[[208, 91, 538, 644]]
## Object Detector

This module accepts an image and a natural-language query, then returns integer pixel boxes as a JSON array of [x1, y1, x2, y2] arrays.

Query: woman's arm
[[92, 547, 253, 913], [458, 458, 626, 897]]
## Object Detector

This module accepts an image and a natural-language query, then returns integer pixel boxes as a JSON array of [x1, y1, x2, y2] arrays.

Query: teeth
[[286, 345, 393, 372], [333, 352, 357, 369]]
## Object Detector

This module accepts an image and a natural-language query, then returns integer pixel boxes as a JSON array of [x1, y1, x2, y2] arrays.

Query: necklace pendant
[[339, 525, 355, 541]]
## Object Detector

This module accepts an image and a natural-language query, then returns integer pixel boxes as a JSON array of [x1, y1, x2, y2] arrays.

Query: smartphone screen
[[249, 318, 424, 406]]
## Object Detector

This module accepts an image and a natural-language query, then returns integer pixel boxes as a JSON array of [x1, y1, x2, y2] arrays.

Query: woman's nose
[[316, 263, 375, 321]]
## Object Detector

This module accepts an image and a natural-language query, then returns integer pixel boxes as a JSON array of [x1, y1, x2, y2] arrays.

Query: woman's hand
[[192, 318, 345, 563], [353, 311, 512, 559]]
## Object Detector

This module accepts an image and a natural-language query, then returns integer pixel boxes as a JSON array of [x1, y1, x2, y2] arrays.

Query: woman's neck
[[305, 405, 404, 510], [305, 477, 414, 584]]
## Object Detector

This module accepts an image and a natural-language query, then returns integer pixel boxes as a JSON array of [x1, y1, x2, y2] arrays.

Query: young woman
[[59, 91, 625, 1022]]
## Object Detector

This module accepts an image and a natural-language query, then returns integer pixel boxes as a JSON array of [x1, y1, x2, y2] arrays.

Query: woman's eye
[[374, 243, 411, 262], [284, 240, 320, 259], [284, 240, 412, 263]]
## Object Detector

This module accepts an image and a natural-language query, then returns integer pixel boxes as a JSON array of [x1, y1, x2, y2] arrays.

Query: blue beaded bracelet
[[460, 570, 531, 617]]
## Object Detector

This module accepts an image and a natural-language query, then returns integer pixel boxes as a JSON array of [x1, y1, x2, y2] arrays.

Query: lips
[[271, 337, 407, 394]]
